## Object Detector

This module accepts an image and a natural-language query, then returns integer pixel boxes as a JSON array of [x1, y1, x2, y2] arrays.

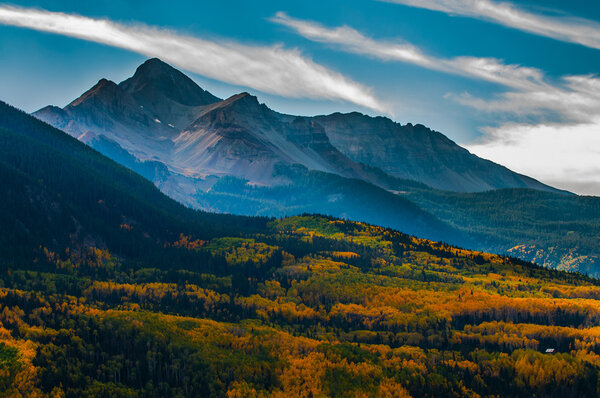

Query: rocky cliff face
[[119, 58, 221, 130], [312, 112, 559, 193]]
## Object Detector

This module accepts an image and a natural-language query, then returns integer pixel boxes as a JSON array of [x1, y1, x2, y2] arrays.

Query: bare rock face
[[313, 112, 558, 193], [119, 58, 220, 130], [120, 58, 220, 106]]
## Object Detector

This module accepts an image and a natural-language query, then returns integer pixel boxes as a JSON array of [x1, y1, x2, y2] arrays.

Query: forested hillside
[[185, 171, 600, 277], [2, 100, 600, 396], [2, 214, 600, 397], [0, 100, 268, 269], [402, 186, 600, 276]]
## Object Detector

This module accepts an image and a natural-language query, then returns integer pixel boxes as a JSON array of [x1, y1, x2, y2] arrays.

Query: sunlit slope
[[2, 213, 600, 396]]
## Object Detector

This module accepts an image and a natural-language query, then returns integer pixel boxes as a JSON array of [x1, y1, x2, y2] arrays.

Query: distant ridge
[[313, 112, 563, 193]]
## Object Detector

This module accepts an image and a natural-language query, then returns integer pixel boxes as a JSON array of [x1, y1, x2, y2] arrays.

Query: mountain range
[[33, 58, 600, 275], [35, 58, 558, 193]]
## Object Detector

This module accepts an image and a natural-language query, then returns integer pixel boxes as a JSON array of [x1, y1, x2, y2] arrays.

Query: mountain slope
[[403, 186, 600, 275], [0, 100, 268, 269], [34, 58, 560, 195], [172, 92, 392, 184], [34, 60, 390, 188], [313, 112, 561, 193], [195, 164, 467, 244], [36, 79, 175, 161]]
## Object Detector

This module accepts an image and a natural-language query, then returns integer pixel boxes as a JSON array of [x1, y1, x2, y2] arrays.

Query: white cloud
[[457, 74, 600, 195], [382, 0, 600, 50], [448, 72, 600, 196], [0, 5, 387, 113], [272, 12, 545, 90], [466, 118, 600, 195], [452, 75, 600, 124], [446, 72, 600, 196], [272, 11, 435, 68]]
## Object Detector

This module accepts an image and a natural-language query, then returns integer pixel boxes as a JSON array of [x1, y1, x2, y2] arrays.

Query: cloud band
[[0, 5, 387, 113], [382, 0, 600, 50]]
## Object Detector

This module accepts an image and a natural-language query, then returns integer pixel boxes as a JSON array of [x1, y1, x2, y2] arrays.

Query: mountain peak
[[140, 57, 170, 68], [131, 58, 179, 79], [99, 77, 113, 84], [67, 78, 122, 108], [206, 92, 268, 120], [91, 78, 118, 91], [229, 92, 257, 103], [119, 58, 220, 107]]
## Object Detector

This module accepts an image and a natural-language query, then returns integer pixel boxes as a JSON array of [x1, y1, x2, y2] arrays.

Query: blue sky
[[1, 0, 600, 193]]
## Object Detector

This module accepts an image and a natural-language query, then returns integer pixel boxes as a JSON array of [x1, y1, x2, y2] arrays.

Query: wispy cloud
[[273, 12, 600, 194], [451, 75, 600, 123], [0, 5, 387, 113], [271, 11, 599, 125], [457, 73, 600, 194], [382, 0, 600, 50], [272, 12, 435, 67], [272, 12, 545, 90]]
